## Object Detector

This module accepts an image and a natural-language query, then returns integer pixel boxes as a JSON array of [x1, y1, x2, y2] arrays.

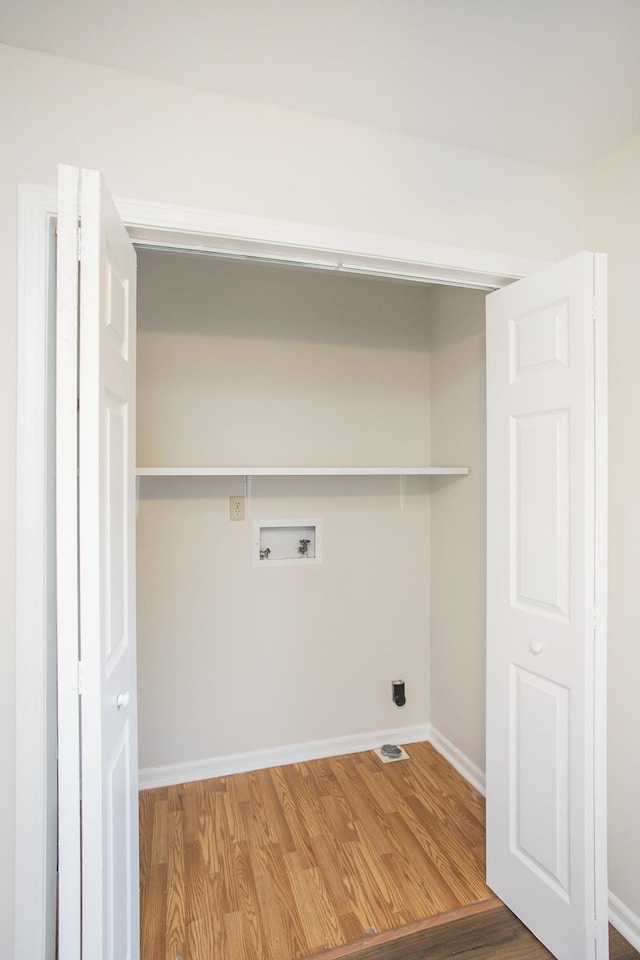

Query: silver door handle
[[116, 691, 130, 710]]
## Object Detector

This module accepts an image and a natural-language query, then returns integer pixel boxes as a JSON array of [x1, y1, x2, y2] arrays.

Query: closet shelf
[[136, 466, 470, 477]]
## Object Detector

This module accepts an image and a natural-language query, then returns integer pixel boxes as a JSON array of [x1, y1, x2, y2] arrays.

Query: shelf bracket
[[244, 475, 252, 515]]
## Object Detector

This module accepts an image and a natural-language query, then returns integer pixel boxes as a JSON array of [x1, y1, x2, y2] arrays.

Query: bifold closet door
[[57, 163, 140, 960], [485, 252, 608, 960]]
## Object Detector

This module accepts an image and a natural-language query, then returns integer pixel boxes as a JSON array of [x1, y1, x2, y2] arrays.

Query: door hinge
[[77, 661, 84, 696], [77, 226, 82, 262], [593, 295, 598, 322], [593, 609, 597, 630]]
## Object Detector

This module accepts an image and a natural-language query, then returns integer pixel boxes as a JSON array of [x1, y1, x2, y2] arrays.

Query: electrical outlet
[[229, 496, 245, 521]]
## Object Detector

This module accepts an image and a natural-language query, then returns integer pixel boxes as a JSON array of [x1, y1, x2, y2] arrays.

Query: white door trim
[[14, 182, 548, 960], [116, 194, 548, 289], [592, 253, 609, 949], [14, 184, 59, 960]]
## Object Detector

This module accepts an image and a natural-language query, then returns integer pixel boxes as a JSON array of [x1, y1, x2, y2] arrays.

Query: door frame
[[15, 181, 555, 959]]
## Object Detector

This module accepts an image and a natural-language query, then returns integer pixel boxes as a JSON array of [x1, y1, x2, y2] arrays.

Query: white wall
[[0, 45, 584, 259], [585, 134, 640, 929], [428, 287, 487, 770], [1, 40, 587, 953], [136, 253, 433, 468], [138, 475, 431, 766], [136, 252, 433, 768]]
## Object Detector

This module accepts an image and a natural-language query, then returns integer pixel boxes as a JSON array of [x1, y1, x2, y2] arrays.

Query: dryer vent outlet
[[392, 680, 406, 706]]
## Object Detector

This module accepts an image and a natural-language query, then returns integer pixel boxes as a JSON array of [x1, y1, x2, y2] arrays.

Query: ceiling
[[2, 0, 640, 172]]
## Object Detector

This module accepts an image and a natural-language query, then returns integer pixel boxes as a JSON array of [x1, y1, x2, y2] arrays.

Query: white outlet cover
[[374, 745, 410, 763]]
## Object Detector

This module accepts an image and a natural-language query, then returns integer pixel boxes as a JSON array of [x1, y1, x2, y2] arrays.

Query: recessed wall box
[[253, 519, 322, 567]]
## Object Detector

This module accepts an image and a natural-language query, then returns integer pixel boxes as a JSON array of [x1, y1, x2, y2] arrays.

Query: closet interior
[[134, 248, 488, 783]]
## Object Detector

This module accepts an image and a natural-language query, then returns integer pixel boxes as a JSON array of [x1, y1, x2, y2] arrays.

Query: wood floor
[[304, 905, 640, 960], [139, 741, 494, 960]]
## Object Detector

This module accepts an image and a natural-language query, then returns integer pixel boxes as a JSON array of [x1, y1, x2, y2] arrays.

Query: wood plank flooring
[[139, 741, 494, 960], [304, 905, 640, 960]]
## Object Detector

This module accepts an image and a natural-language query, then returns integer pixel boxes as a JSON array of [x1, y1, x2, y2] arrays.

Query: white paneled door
[[57, 165, 139, 959], [486, 253, 608, 960]]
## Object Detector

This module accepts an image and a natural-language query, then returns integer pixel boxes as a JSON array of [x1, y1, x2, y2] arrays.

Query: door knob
[[529, 639, 543, 655], [116, 691, 130, 710]]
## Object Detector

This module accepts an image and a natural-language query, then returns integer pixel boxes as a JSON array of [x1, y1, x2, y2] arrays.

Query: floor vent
[[374, 745, 410, 763]]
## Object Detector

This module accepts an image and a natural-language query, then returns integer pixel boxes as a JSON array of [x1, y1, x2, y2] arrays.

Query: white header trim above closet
[[118, 195, 551, 290]]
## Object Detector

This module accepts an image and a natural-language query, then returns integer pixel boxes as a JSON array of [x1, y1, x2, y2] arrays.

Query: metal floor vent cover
[[374, 744, 410, 763]]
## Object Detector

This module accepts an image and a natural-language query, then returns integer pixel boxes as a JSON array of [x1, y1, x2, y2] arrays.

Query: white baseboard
[[427, 724, 486, 796], [139, 723, 430, 789], [609, 892, 640, 952]]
